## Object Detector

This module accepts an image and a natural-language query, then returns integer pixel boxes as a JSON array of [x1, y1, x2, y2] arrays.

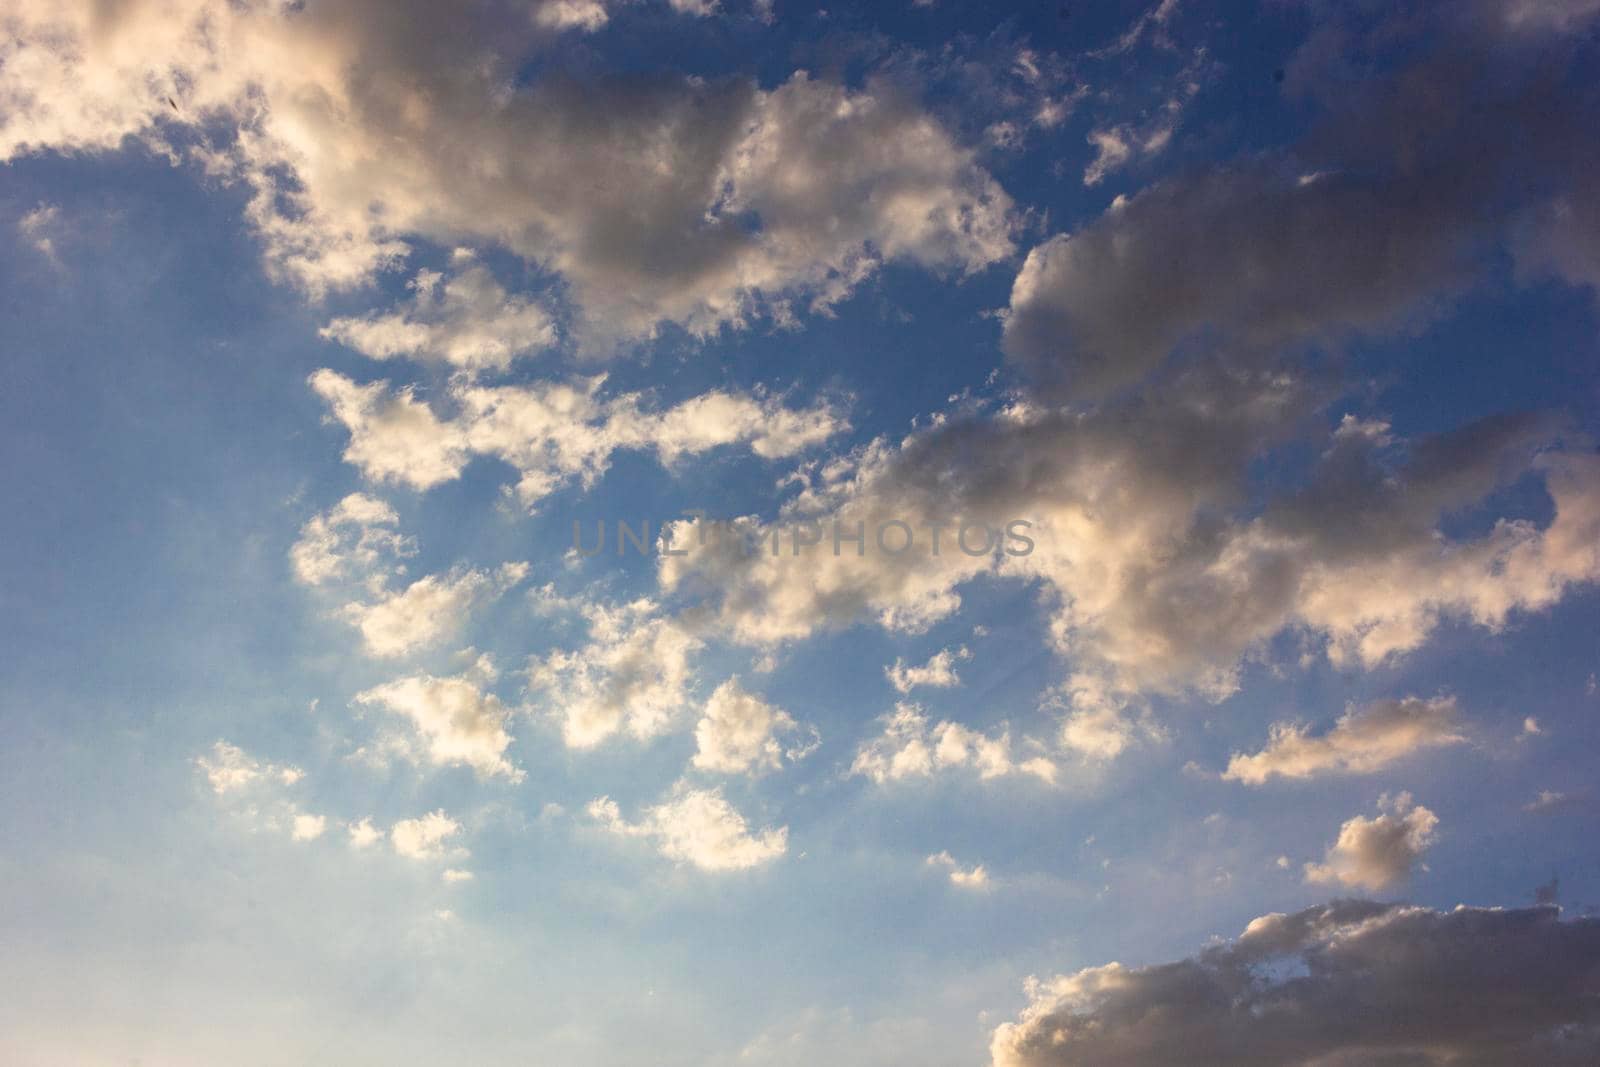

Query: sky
[[2, 1, 1599, 1064]]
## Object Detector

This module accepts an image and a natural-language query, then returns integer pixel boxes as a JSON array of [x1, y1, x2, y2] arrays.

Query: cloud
[[849, 703, 1056, 785], [312, 368, 845, 505], [660, 370, 1600, 719], [320, 257, 556, 373], [194, 741, 304, 795], [1304, 792, 1438, 891], [588, 782, 786, 871], [991, 900, 1600, 1066], [885, 645, 970, 694], [926, 850, 990, 889], [347, 818, 382, 848], [1224, 695, 1466, 784], [291, 813, 328, 841], [529, 599, 703, 747], [354, 672, 523, 780], [289, 492, 414, 587], [691, 678, 817, 776], [390, 810, 463, 860], [1, 4, 1015, 341], [532, 0, 611, 33], [340, 562, 528, 658], [1003, 10, 1600, 400], [441, 867, 475, 883]]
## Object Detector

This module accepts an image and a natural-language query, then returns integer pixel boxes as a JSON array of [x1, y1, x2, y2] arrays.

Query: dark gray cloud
[[1003, 2, 1600, 399], [993, 901, 1600, 1066]]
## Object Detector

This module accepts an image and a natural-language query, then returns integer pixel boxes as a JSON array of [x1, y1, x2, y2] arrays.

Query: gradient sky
[[3, 2, 1600, 1065]]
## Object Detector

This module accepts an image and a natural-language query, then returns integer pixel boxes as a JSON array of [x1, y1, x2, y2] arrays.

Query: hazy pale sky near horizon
[[3, 1, 1600, 1064]]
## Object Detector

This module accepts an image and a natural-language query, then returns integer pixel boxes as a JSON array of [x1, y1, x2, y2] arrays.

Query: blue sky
[[3, 2, 1600, 1064]]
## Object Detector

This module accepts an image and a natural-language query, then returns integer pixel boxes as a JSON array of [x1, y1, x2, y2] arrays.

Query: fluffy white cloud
[[529, 599, 702, 748], [390, 810, 462, 860], [290, 813, 328, 841], [312, 368, 845, 505], [1224, 694, 1466, 784], [991, 899, 1600, 1066], [885, 645, 970, 693], [1, 3, 1015, 341], [340, 562, 528, 658], [354, 673, 522, 780], [1304, 792, 1438, 891], [321, 257, 556, 373], [850, 703, 1056, 785], [195, 740, 304, 795], [691, 678, 816, 775], [289, 492, 413, 587], [588, 782, 786, 871], [347, 818, 382, 848]]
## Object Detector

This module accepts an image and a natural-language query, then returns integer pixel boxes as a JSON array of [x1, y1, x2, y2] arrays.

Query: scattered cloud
[[886, 645, 971, 693], [340, 562, 528, 659], [850, 703, 1056, 785], [354, 672, 523, 780], [589, 782, 786, 871], [691, 678, 817, 776], [390, 810, 464, 860], [1224, 694, 1466, 784], [1304, 792, 1438, 891]]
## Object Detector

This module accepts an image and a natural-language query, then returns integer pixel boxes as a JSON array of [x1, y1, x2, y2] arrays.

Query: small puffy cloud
[[991, 900, 1600, 1066], [1304, 792, 1438, 892], [850, 703, 1056, 785], [390, 810, 463, 860], [529, 599, 702, 747], [347, 818, 382, 848], [441, 868, 475, 883], [1049, 674, 1161, 761], [309, 370, 469, 491], [926, 850, 990, 889], [354, 673, 523, 780], [533, 0, 610, 32], [291, 813, 328, 841], [1224, 694, 1466, 784], [195, 741, 304, 795], [289, 492, 414, 587], [340, 562, 528, 658], [588, 782, 786, 871], [886, 645, 970, 693], [692, 678, 817, 776], [321, 260, 556, 373]]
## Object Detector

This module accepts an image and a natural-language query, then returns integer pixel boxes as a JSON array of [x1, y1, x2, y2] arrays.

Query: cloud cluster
[[311, 368, 845, 504], [588, 782, 786, 871], [850, 703, 1056, 785], [992, 900, 1600, 1066], [662, 365, 1600, 711], [2, 1, 1015, 342], [195, 740, 304, 795], [1224, 695, 1466, 784], [1303, 792, 1438, 891]]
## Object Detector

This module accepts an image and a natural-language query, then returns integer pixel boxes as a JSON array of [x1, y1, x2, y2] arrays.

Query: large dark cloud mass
[[993, 901, 1600, 1066]]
